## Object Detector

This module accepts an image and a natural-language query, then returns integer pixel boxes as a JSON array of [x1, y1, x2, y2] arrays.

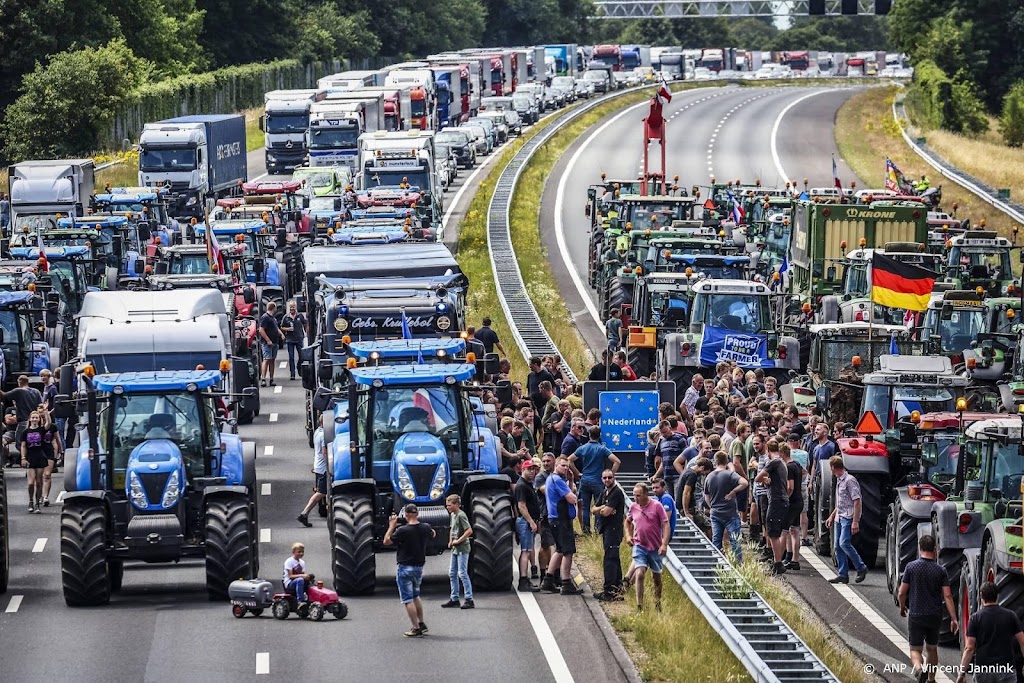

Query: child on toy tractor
[[283, 542, 311, 603]]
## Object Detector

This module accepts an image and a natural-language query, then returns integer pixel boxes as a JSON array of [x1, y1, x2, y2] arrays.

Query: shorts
[[516, 517, 537, 551], [736, 487, 748, 516], [765, 500, 790, 539], [539, 517, 555, 548], [907, 614, 941, 647], [550, 518, 576, 555], [786, 502, 804, 529], [631, 545, 663, 573], [396, 564, 424, 604], [24, 450, 48, 469], [314, 472, 327, 495], [260, 342, 278, 360]]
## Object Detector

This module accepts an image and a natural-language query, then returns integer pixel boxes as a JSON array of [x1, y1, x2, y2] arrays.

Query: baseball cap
[[523, 458, 541, 470], [787, 433, 801, 443]]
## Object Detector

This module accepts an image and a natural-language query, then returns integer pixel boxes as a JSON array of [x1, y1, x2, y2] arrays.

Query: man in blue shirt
[[652, 478, 677, 540], [541, 457, 581, 595], [653, 421, 686, 495], [569, 425, 621, 534]]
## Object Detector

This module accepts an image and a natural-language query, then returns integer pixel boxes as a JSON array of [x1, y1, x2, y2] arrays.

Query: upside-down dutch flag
[[871, 252, 934, 312], [657, 75, 672, 103], [832, 154, 842, 191], [727, 192, 745, 224]]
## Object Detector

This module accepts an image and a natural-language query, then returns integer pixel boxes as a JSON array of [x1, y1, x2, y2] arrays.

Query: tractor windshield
[[990, 307, 1019, 334], [861, 385, 955, 429], [102, 391, 211, 482], [925, 434, 959, 488], [648, 290, 690, 328], [364, 384, 466, 465], [169, 252, 211, 275], [949, 246, 1012, 277], [842, 262, 869, 297], [982, 442, 1024, 502], [937, 307, 985, 354], [695, 293, 770, 333]]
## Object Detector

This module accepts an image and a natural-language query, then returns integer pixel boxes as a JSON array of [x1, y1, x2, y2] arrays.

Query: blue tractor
[[326, 362, 513, 595], [57, 369, 259, 605], [194, 220, 289, 316]]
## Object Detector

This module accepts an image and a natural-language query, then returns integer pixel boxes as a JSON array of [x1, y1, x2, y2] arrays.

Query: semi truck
[[357, 131, 441, 228], [351, 86, 413, 131], [699, 48, 736, 72], [593, 45, 623, 71], [307, 97, 386, 170], [384, 70, 437, 130], [622, 45, 651, 70], [7, 159, 95, 233], [138, 115, 247, 220], [544, 44, 578, 77], [317, 70, 385, 90], [430, 65, 462, 128], [427, 57, 482, 118], [261, 89, 324, 174], [656, 50, 687, 79]]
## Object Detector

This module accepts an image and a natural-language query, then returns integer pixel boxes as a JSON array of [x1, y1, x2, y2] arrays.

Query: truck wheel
[[60, 502, 111, 606], [330, 494, 376, 596], [984, 539, 1024, 618], [666, 367, 693, 395], [469, 489, 514, 591], [626, 348, 651, 379], [887, 500, 921, 596], [851, 473, 882, 569], [812, 468, 833, 557], [204, 496, 255, 601], [938, 549, 964, 643], [108, 560, 124, 592], [0, 472, 7, 594]]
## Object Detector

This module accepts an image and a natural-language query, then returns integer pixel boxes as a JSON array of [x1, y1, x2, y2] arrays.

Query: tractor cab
[[58, 369, 258, 604], [920, 290, 987, 362], [614, 195, 696, 231], [10, 246, 91, 315], [910, 412, 993, 495], [194, 221, 284, 294], [91, 186, 177, 238], [0, 290, 55, 387], [944, 231, 1018, 296], [856, 355, 967, 432]]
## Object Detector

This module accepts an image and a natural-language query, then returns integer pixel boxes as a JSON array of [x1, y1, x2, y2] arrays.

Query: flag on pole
[[205, 219, 222, 273], [657, 74, 672, 103], [727, 192, 745, 224], [871, 252, 934, 311], [889, 331, 899, 355], [885, 157, 910, 194], [401, 309, 413, 340], [832, 154, 842, 191]]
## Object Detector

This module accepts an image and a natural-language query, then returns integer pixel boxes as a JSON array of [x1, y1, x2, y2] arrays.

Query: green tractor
[[928, 417, 1024, 645], [942, 230, 1019, 297]]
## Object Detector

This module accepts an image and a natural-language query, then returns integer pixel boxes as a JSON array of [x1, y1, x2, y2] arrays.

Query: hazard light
[[958, 513, 972, 534], [956, 397, 968, 411], [907, 484, 945, 502]]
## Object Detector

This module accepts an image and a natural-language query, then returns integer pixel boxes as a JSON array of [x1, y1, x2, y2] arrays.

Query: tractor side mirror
[[965, 441, 981, 469], [921, 442, 938, 467], [334, 198, 343, 212], [253, 258, 266, 280], [815, 385, 830, 413], [242, 286, 257, 305], [137, 223, 152, 242], [133, 259, 145, 275], [483, 352, 500, 376], [295, 295, 307, 313], [812, 261, 823, 278], [312, 386, 334, 413], [495, 379, 512, 405], [155, 261, 169, 275], [826, 266, 836, 282], [241, 387, 257, 398], [53, 394, 75, 420], [317, 358, 334, 383], [258, 116, 265, 133]]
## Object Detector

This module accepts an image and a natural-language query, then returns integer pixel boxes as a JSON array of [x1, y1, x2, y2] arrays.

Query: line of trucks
[[585, 140, 1024, 649]]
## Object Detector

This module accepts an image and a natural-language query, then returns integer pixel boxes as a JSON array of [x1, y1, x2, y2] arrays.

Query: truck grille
[[138, 472, 169, 505], [406, 464, 438, 496], [270, 141, 304, 151]]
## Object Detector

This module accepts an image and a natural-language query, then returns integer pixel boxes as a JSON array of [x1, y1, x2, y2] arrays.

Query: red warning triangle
[[855, 410, 884, 435], [703, 198, 715, 210]]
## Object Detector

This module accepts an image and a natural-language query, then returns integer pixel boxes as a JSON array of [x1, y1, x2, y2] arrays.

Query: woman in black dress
[[21, 410, 48, 513]]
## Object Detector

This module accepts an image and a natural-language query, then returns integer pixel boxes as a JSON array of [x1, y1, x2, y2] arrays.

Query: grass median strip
[[835, 85, 1016, 235]]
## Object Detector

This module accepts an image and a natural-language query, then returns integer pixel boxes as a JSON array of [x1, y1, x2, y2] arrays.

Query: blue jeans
[[396, 564, 424, 604], [286, 576, 307, 601], [516, 517, 537, 551], [834, 516, 865, 578], [578, 479, 604, 533], [286, 342, 300, 377], [711, 514, 743, 563], [449, 552, 473, 601]]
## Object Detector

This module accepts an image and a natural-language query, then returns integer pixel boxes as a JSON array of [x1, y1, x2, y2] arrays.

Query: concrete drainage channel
[[485, 91, 840, 682]]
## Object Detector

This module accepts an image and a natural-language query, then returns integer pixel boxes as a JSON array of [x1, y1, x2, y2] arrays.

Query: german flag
[[871, 251, 934, 311]]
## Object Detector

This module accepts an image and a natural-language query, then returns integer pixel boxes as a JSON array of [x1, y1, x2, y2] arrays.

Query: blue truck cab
[[59, 369, 258, 605], [194, 220, 281, 288]]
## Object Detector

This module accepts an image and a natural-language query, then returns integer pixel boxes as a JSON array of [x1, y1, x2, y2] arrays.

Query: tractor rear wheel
[[851, 473, 883, 569], [204, 496, 255, 601], [885, 501, 921, 597], [938, 548, 965, 643], [0, 472, 7, 594], [60, 502, 110, 606], [330, 494, 376, 596], [469, 489, 514, 591], [812, 469, 833, 557], [627, 348, 652, 379], [984, 539, 1024, 619]]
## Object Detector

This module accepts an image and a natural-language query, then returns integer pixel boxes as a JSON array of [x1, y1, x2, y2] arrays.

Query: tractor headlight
[[397, 463, 416, 499], [185, 196, 197, 206], [129, 471, 149, 509], [429, 462, 447, 500], [161, 470, 181, 508], [436, 315, 451, 331], [334, 317, 348, 332]]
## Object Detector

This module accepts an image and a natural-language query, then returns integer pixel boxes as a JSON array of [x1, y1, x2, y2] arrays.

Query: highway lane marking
[[264, 445, 274, 456], [260, 528, 272, 543], [56, 491, 65, 504], [269, 413, 279, 423], [801, 552, 954, 683], [278, 361, 287, 369], [564, 91, 729, 325], [256, 652, 270, 675], [252, 173, 268, 182], [261, 483, 271, 496], [274, 385, 282, 394], [32, 538, 47, 553], [5, 595, 24, 613], [770, 88, 836, 186], [513, 561, 575, 683], [705, 93, 770, 178]]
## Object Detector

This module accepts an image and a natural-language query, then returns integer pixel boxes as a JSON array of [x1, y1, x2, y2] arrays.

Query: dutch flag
[[833, 154, 843, 191], [728, 192, 745, 224], [657, 74, 672, 103]]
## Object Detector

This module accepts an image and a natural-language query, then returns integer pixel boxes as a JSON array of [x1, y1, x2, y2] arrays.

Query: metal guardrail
[[487, 87, 649, 383], [615, 474, 841, 683], [95, 160, 123, 172], [891, 93, 1024, 225]]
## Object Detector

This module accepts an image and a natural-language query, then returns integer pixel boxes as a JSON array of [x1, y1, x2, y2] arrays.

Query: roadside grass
[[916, 125, 1024, 208], [835, 85, 1016, 236], [577, 533, 868, 683], [244, 106, 263, 153]]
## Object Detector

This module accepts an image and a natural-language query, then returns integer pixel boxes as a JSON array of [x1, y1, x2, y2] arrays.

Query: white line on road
[[252, 172, 268, 182], [278, 361, 287, 369], [259, 528, 272, 543], [56, 491, 65, 504], [269, 413, 278, 423], [256, 652, 270, 675], [274, 385, 282, 394], [5, 595, 24, 613], [770, 88, 834, 187], [261, 482, 272, 496], [513, 562, 575, 683], [264, 445, 274, 456], [32, 538, 47, 553]]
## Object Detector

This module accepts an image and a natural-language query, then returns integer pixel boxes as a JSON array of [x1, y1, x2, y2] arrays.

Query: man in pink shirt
[[624, 482, 670, 612]]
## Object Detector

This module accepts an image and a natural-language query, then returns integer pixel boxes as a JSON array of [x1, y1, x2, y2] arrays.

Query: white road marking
[[252, 172, 269, 182], [256, 652, 270, 675], [5, 595, 24, 613], [260, 528, 272, 543], [513, 561, 575, 682], [770, 88, 835, 186], [32, 538, 47, 553], [56, 491, 65, 504], [278, 361, 287, 369], [801, 552, 954, 683], [264, 445, 274, 456], [261, 483, 272, 496], [269, 413, 278, 423], [274, 385, 282, 394]]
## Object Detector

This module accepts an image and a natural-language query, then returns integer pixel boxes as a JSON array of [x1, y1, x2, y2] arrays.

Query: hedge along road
[[541, 83, 957, 683], [0, 132, 627, 682]]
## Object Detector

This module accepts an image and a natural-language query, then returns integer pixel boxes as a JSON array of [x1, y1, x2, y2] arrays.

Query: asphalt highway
[[0, 127, 633, 682], [542, 83, 963, 682]]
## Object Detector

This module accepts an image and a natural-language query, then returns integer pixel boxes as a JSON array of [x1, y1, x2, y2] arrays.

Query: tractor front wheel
[[469, 489, 514, 591]]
